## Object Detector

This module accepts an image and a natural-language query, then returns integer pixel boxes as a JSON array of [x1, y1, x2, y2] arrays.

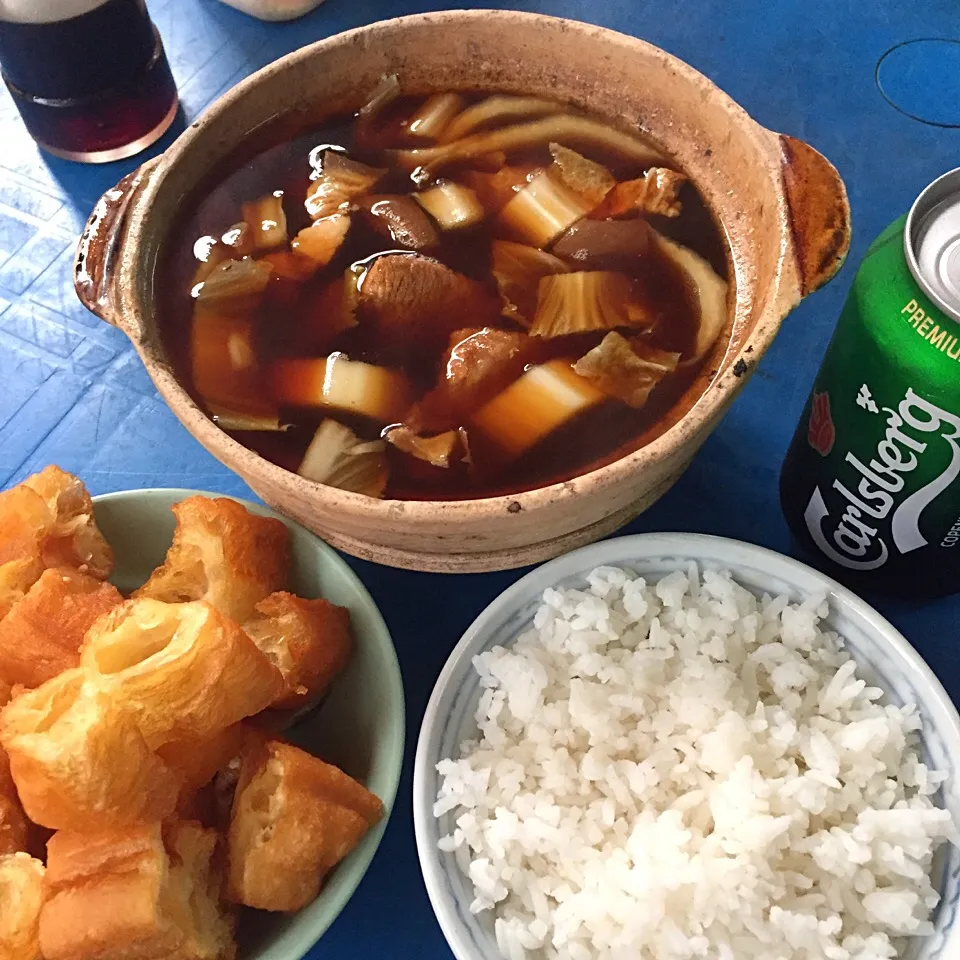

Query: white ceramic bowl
[[413, 533, 960, 960]]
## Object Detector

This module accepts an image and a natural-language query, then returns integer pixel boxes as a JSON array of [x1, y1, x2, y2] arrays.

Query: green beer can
[[780, 168, 960, 598]]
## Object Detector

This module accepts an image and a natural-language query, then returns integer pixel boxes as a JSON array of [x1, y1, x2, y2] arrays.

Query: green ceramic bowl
[[91, 488, 405, 960]]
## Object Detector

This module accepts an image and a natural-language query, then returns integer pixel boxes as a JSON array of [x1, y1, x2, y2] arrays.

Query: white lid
[[0, 0, 110, 24], [216, 0, 325, 22]]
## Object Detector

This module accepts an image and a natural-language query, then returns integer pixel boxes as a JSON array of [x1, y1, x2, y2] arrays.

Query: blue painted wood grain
[[0, 1, 958, 955]]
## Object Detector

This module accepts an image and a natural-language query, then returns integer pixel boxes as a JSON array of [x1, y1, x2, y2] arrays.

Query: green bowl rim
[[91, 486, 406, 956]]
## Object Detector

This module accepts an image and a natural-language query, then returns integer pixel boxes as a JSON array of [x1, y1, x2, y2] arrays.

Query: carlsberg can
[[780, 168, 960, 598]]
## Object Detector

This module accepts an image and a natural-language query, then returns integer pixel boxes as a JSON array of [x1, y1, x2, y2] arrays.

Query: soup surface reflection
[[160, 86, 731, 500]]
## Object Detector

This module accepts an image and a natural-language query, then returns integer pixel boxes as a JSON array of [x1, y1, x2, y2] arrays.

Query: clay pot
[[75, 11, 850, 573]]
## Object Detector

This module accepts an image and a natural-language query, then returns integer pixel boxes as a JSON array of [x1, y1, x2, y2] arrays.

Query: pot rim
[[125, 9, 804, 523]]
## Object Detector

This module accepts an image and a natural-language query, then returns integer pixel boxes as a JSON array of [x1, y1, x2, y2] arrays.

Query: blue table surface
[[1, 0, 959, 955]]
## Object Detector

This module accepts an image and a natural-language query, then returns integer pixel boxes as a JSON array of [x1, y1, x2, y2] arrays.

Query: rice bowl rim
[[413, 532, 960, 960]]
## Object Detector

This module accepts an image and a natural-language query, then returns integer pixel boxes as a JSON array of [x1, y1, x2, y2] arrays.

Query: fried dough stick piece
[[133, 496, 289, 622], [0, 568, 121, 689], [0, 852, 44, 960], [80, 599, 284, 749], [244, 593, 353, 712], [0, 669, 180, 831], [19, 466, 112, 577], [226, 739, 383, 911], [39, 821, 236, 960]]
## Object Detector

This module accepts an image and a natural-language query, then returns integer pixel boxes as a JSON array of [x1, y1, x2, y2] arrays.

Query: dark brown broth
[[158, 94, 731, 500]]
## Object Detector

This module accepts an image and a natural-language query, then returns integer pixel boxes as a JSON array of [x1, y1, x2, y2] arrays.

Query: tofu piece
[[270, 354, 411, 424], [471, 359, 606, 459]]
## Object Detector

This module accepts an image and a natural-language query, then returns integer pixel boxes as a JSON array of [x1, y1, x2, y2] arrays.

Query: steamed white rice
[[434, 565, 956, 960]]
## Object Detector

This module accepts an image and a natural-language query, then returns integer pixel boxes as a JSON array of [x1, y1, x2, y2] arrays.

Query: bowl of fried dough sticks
[[0, 466, 404, 960]]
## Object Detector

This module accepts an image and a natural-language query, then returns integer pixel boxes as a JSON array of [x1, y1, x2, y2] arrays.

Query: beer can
[[780, 168, 960, 598]]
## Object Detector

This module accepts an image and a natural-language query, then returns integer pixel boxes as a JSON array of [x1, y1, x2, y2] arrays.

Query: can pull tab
[[916, 201, 960, 307], [944, 244, 960, 300]]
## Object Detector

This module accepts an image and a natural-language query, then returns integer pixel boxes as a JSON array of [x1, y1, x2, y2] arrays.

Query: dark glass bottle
[[0, 0, 178, 163]]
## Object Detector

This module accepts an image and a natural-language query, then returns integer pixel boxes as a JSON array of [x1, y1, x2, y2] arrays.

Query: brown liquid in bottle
[[0, 0, 178, 163]]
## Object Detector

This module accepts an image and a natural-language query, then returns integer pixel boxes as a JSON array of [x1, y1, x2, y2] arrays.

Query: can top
[[906, 167, 960, 325]]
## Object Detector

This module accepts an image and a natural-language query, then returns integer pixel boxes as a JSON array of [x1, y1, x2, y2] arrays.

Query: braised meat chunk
[[359, 254, 501, 351], [410, 327, 538, 433]]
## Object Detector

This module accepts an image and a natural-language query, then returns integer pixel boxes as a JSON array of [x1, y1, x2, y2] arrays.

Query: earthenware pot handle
[[779, 135, 851, 297], [74, 157, 160, 340]]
